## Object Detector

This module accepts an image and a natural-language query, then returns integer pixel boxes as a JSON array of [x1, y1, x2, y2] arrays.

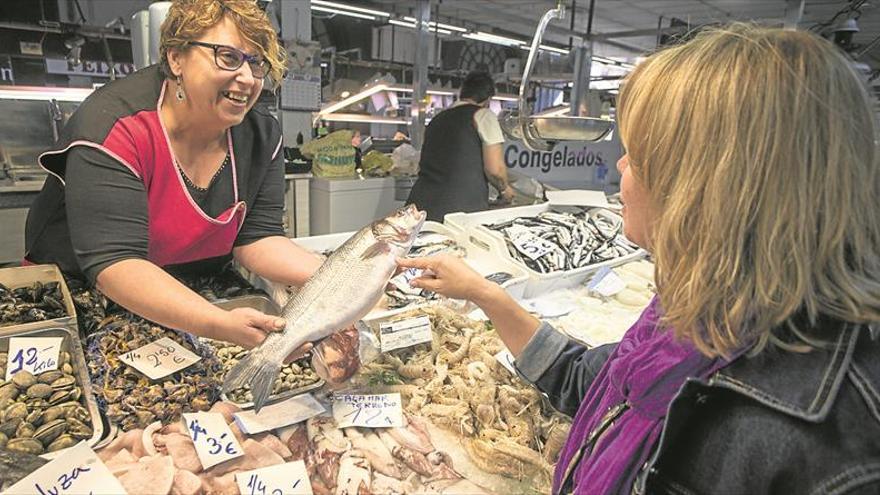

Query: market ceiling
[[356, 0, 880, 68]]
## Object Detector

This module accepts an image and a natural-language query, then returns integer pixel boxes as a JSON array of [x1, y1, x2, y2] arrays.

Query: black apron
[[406, 104, 489, 222]]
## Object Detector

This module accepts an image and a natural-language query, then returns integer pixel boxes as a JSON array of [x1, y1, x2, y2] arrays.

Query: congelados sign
[[502, 139, 623, 184]]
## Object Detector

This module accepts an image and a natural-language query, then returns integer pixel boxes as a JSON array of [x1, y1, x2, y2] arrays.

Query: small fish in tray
[[85, 315, 223, 431], [206, 339, 322, 406], [486, 207, 640, 274], [0, 282, 67, 327]]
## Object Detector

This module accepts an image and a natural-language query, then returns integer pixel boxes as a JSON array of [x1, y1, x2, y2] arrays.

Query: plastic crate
[[0, 264, 78, 334], [447, 205, 647, 298]]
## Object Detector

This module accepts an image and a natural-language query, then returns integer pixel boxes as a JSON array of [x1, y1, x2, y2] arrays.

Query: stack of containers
[[0, 264, 104, 457], [444, 203, 646, 298]]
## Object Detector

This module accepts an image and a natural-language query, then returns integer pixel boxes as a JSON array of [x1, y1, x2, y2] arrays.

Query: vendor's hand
[[397, 254, 489, 302], [500, 186, 516, 204], [222, 307, 313, 363]]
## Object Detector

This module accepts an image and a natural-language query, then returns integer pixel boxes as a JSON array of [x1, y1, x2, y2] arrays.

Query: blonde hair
[[160, 0, 287, 86], [617, 24, 880, 357]]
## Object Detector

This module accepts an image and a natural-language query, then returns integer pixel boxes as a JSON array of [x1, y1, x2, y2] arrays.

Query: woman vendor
[[25, 0, 320, 354], [400, 25, 880, 493]]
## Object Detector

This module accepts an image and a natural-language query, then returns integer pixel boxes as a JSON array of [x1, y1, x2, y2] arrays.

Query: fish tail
[[222, 347, 281, 413]]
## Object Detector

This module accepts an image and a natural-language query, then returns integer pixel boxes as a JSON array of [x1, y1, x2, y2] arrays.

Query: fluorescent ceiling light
[[0, 86, 92, 102], [492, 95, 518, 102], [322, 113, 408, 125], [390, 19, 417, 28], [463, 31, 525, 47], [312, 5, 376, 20], [311, 0, 390, 17], [539, 44, 569, 55]]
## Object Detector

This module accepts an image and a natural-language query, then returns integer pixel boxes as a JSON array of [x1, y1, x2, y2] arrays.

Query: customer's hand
[[222, 307, 312, 363], [397, 254, 490, 302]]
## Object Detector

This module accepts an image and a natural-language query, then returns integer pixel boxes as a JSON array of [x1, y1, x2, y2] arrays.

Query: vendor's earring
[[176, 75, 185, 101]]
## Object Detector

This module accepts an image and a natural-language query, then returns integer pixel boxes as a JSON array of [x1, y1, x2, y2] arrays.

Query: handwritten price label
[[5, 336, 63, 381], [379, 316, 432, 352], [5, 442, 128, 495], [236, 461, 312, 495], [182, 412, 243, 469], [506, 226, 556, 261], [332, 393, 403, 428], [118, 337, 201, 380], [388, 268, 424, 296]]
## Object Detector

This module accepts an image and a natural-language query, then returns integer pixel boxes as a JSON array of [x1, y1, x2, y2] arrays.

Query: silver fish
[[222, 205, 426, 411]]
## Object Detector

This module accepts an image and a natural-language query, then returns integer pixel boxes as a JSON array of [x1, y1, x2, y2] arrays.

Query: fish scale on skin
[[222, 205, 426, 411]]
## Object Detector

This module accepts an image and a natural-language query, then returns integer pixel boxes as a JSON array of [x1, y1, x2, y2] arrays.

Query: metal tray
[[0, 324, 104, 459], [0, 264, 78, 334], [207, 295, 325, 410]]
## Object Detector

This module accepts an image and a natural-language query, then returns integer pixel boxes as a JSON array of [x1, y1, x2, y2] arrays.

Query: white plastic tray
[[445, 204, 646, 297]]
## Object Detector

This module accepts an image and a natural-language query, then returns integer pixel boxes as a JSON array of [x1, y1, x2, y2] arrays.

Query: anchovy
[[222, 205, 426, 411]]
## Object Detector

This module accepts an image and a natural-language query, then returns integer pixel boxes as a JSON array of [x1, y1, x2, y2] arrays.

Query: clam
[[0, 418, 22, 437], [37, 370, 63, 384], [61, 363, 73, 375], [15, 421, 35, 438], [11, 371, 36, 389], [0, 431, 7, 449], [50, 375, 76, 391], [25, 409, 42, 426], [6, 437, 43, 455], [34, 419, 67, 445], [0, 383, 18, 403], [71, 405, 90, 423], [26, 383, 53, 399], [58, 352, 71, 367], [48, 390, 75, 405], [47, 433, 76, 452], [40, 405, 65, 423], [4, 402, 28, 422]]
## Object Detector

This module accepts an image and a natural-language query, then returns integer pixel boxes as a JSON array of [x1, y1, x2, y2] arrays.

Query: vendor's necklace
[[178, 153, 229, 192]]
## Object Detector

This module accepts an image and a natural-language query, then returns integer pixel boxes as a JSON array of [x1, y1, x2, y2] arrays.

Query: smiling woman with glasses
[[26, 0, 328, 366]]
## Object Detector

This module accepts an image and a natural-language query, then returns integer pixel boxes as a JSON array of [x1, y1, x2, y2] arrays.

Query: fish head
[[372, 205, 427, 248]]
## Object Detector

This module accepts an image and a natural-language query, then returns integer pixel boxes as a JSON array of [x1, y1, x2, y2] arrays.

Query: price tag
[[332, 393, 403, 428], [5, 336, 63, 381], [5, 442, 128, 495], [118, 337, 201, 380], [494, 349, 517, 375], [233, 394, 325, 435], [388, 267, 424, 296], [236, 460, 312, 495], [182, 412, 244, 470], [506, 228, 556, 261], [379, 316, 432, 352], [586, 267, 627, 297]]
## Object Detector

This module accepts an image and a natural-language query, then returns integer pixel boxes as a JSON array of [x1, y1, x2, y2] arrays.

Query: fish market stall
[[0, 217, 653, 494]]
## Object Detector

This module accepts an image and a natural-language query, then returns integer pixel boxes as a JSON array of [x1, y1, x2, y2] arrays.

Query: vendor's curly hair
[[618, 24, 880, 357], [159, 0, 287, 86]]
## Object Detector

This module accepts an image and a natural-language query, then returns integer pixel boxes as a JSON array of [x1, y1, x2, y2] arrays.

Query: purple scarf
[[552, 296, 737, 494]]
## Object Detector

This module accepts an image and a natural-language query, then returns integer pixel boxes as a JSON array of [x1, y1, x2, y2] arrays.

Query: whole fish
[[223, 205, 426, 411]]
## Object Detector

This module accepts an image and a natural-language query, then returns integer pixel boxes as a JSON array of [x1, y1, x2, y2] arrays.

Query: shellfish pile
[[0, 282, 67, 327], [485, 207, 639, 273], [356, 306, 572, 493], [0, 357, 94, 456], [207, 340, 321, 405], [85, 316, 223, 431]]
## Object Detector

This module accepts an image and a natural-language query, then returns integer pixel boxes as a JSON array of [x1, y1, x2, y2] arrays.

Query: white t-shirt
[[453, 101, 505, 146]]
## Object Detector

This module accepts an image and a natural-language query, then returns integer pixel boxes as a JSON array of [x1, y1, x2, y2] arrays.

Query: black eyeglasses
[[188, 41, 269, 79]]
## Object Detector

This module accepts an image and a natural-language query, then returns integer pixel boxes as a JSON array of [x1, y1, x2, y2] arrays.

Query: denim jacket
[[516, 319, 880, 494]]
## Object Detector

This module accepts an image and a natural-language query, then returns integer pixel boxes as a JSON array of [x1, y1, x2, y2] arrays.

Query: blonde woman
[[400, 24, 880, 494], [26, 0, 319, 357]]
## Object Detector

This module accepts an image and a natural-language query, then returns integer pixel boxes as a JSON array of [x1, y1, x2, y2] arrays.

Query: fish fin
[[360, 241, 390, 260], [222, 349, 281, 413]]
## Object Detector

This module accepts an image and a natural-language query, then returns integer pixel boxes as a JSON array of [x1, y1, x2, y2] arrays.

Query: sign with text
[[5, 336, 63, 381], [587, 267, 627, 298], [379, 316, 432, 352], [6, 442, 127, 495], [495, 349, 517, 375], [183, 412, 244, 469], [332, 393, 403, 428], [233, 394, 325, 435], [236, 461, 313, 495], [45, 58, 135, 79], [503, 137, 623, 188], [118, 337, 201, 380]]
